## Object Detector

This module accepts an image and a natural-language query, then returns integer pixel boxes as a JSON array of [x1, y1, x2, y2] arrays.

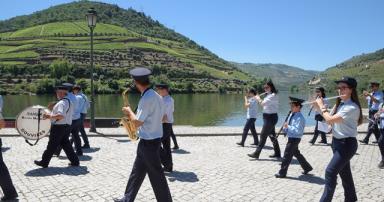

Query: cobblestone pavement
[[1, 134, 383, 202]]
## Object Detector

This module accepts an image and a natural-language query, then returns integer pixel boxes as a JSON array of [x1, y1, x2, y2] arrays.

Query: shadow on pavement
[[58, 155, 93, 161], [25, 166, 89, 177], [117, 139, 131, 143], [83, 147, 100, 153], [310, 143, 331, 147], [172, 149, 190, 154], [1, 147, 10, 152], [249, 158, 281, 162], [285, 174, 325, 185], [166, 170, 199, 183]]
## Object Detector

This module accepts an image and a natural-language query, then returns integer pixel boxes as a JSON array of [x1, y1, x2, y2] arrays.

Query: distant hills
[[233, 62, 318, 90], [0, 1, 251, 94], [308, 48, 384, 91]]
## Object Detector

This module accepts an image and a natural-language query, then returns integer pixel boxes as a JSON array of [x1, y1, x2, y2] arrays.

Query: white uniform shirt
[[136, 89, 165, 140], [79, 93, 90, 114], [51, 98, 73, 125], [332, 99, 360, 139], [162, 95, 174, 123], [378, 103, 384, 129], [247, 97, 258, 119], [261, 93, 279, 114], [67, 92, 80, 120], [315, 98, 330, 115]]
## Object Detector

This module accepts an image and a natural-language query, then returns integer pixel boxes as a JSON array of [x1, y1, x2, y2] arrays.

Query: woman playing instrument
[[237, 88, 259, 147], [309, 87, 329, 145], [314, 77, 362, 202], [248, 80, 281, 159]]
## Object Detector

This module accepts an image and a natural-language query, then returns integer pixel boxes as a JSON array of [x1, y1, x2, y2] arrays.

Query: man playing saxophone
[[114, 67, 172, 202]]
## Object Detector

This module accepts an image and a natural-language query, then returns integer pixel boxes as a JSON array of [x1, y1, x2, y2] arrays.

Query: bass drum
[[15, 105, 51, 140]]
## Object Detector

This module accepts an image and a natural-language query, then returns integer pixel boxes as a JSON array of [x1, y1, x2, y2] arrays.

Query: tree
[[50, 59, 73, 79]]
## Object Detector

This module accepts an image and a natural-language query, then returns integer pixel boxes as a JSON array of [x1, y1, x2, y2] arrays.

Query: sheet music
[[318, 121, 331, 133]]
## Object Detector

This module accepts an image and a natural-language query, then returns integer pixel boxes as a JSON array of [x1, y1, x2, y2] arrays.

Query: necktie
[[288, 113, 296, 125]]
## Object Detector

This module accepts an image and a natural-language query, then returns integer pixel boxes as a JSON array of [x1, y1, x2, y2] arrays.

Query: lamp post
[[86, 8, 97, 133]]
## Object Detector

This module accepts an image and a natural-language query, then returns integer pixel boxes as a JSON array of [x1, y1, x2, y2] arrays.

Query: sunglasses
[[315, 91, 321, 93]]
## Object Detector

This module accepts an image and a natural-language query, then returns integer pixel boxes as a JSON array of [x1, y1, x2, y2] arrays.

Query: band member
[[237, 88, 259, 147], [248, 80, 281, 159], [309, 87, 329, 144], [55, 83, 83, 156], [114, 68, 172, 202], [34, 86, 80, 168], [156, 84, 174, 172], [375, 103, 384, 168], [314, 77, 362, 202], [275, 97, 312, 178], [0, 113, 18, 201], [73, 85, 91, 149], [360, 81, 383, 144]]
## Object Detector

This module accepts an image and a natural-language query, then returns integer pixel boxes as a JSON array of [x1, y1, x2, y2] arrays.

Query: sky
[[1, 0, 383, 71]]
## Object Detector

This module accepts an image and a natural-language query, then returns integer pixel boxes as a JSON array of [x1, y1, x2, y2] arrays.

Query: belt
[[333, 137, 356, 142], [140, 138, 161, 143], [52, 124, 70, 127]]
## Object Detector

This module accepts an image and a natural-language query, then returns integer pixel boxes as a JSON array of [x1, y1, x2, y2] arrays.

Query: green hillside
[[308, 48, 384, 91], [0, 1, 253, 94], [233, 62, 318, 91]]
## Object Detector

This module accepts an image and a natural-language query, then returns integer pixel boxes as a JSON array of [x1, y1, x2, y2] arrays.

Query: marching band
[[0, 74, 384, 202]]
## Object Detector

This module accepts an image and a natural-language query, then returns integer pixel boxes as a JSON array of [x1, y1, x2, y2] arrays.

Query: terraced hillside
[[0, 1, 252, 94], [308, 48, 384, 91]]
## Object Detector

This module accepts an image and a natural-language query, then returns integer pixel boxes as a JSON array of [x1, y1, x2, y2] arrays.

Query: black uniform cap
[[370, 81, 380, 85], [129, 67, 151, 81], [55, 85, 69, 91], [335, 77, 357, 88], [289, 96, 305, 105], [62, 83, 74, 90], [155, 84, 169, 89]]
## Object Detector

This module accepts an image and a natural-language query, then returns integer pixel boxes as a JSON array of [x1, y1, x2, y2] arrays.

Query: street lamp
[[86, 8, 97, 133]]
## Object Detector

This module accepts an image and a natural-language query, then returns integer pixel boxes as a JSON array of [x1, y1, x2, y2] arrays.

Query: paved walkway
[[1, 134, 383, 201]]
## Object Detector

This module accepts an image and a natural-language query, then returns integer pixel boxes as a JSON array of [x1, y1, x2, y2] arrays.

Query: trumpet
[[120, 89, 138, 141], [302, 95, 342, 105]]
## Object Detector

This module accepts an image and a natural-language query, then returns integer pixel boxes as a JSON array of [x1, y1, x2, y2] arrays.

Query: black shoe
[[34, 160, 48, 168], [172, 146, 179, 150], [251, 142, 259, 146], [113, 198, 123, 202], [378, 161, 384, 169], [247, 152, 259, 159], [82, 144, 90, 149], [308, 141, 315, 145], [76, 152, 83, 156], [68, 162, 80, 167], [359, 140, 368, 144], [275, 173, 286, 178], [163, 167, 173, 173], [1, 194, 18, 201], [236, 142, 244, 147], [302, 167, 313, 175], [318, 141, 327, 144], [269, 154, 281, 158], [53, 152, 60, 157]]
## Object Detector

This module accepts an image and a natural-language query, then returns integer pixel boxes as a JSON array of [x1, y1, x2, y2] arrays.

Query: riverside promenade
[[0, 123, 383, 201]]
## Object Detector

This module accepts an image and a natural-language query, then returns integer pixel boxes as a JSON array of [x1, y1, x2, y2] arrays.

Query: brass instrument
[[120, 89, 138, 140]]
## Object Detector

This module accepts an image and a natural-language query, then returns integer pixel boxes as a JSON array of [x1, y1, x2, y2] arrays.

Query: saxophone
[[120, 89, 138, 140]]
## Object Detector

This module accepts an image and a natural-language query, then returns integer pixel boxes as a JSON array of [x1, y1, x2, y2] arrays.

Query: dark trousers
[[123, 138, 172, 202], [320, 137, 358, 202], [240, 118, 259, 145], [363, 110, 380, 142], [279, 138, 312, 175], [311, 115, 327, 143], [0, 139, 18, 198], [41, 125, 79, 166], [79, 113, 90, 146], [170, 125, 179, 148], [56, 119, 83, 155], [379, 129, 384, 161], [254, 113, 281, 156], [160, 123, 173, 170]]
